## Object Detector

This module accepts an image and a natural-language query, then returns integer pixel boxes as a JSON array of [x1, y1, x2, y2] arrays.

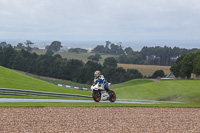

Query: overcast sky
[[0, 0, 200, 42]]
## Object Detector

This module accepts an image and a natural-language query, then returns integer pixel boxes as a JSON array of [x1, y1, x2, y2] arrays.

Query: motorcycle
[[91, 82, 116, 102]]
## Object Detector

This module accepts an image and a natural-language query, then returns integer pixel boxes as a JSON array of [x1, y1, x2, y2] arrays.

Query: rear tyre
[[109, 90, 116, 102], [92, 91, 101, 102]]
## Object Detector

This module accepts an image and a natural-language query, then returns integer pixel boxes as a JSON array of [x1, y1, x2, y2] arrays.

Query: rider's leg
[[104, 83, 110, 92]]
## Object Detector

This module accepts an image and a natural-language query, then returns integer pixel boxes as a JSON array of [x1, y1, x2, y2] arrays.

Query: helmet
[[94, 70, 101, 77]]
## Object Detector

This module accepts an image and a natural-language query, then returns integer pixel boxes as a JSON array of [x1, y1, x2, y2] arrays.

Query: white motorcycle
[[91, 82, 116, 102]]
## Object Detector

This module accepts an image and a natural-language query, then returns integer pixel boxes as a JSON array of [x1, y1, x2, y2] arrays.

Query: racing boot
[[105, 86, 110, 93]]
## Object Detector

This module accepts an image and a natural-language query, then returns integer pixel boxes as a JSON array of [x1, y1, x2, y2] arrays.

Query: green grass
[[111, 79, 153, 89], [0, 102, 199, 108], [1, 65, 200, 107], [38, 78, 90, 88], [114, 79, 200, 103], [0, 95, 90, 100], [0, 66, 91, 96]]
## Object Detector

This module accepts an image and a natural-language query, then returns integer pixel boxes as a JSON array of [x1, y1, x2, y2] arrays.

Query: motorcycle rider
[[93, 70, 110, 92]]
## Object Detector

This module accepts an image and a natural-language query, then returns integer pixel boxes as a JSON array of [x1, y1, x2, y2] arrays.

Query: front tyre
[[109, 90, 116, 102], [92, 91, 101, 102]]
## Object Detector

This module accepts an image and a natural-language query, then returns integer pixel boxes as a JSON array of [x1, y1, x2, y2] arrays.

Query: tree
[[152, 70, 165, 78], [124, 47, 133, 55], [46, 50, 54, 56], [110, 43, 124, 55], [192, 55, 200, 75], [105, 41, 111, 53], [0, 42, 8, 48], [91, 45, 105, 53], [78, 61, 103, 83], [24, 40, 34, 52], [103, 57, 118, 68], [117, 55, 129, 64], [125, 69, 143, 80], [45, 45, 50, 50], [170, 55, 185, 77], [105, 41, 111, 48], [68, 48, 88, 53], [110, 67, 126, 83], [170, 50, 200, 78], [0, 46, 16, 67], [54, 54, 62, 59], [47, 41, 62, 52], [45, 41, 62, 55], [87, 54, 102, 62], [16, 43, 26, 49]]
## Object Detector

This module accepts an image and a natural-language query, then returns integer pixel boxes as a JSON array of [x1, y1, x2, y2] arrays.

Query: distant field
[[32, 50, 118, 63], [118, 64, 170, 76], [32, 50, 170, 76]]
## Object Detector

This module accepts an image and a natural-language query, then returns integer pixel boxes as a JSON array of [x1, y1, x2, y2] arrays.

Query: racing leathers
[[93, 75, 110, 92]]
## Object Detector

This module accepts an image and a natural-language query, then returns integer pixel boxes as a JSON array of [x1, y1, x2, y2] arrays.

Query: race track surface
[[0, 107, 199, 132], [0, 98, 183, 104], [0, 98, 152, 104]]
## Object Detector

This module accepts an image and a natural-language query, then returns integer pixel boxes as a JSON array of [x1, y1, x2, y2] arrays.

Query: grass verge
[[0, 95, 92, 100], [0, 102, 199, 108], [114, 79, 200, 103]]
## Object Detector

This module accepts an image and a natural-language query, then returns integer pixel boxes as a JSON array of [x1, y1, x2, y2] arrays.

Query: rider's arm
[[101, 75, 107, 84], [93, 78, 98, 85]]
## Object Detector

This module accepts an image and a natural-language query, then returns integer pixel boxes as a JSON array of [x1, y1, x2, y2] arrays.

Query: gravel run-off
[[0, 107, 200, 133]]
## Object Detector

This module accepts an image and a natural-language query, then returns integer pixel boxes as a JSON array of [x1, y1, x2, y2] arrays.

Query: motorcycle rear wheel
[[109, 90, 116, 102], [92, 91, 101, 102]]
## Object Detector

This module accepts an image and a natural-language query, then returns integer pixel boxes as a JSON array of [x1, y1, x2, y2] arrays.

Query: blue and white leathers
[[94, 75, 108, 88]]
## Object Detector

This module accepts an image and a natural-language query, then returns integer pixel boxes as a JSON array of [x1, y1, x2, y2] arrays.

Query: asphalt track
[[0, 98, 183, 104], [0, 98, 152, 104]]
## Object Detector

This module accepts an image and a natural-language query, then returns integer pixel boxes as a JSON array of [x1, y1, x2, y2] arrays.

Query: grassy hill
[[0, 66, 91, 96], [113, 79, 200, 103], [1, 65, 200, 106]]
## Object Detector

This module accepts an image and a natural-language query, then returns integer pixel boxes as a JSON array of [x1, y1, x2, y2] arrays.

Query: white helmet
[[94, 70, 101, 77]]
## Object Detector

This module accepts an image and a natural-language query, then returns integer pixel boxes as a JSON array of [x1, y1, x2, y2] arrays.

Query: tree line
[[4, 40, 197, 66], [170, 50, 200, 78], [92, 41, 199, 66], [0, 46, 143, 84]]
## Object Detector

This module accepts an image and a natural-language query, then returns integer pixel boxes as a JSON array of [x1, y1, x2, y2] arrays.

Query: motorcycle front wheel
[[92, 91, 101, 102], [109, 90, 116, 102]]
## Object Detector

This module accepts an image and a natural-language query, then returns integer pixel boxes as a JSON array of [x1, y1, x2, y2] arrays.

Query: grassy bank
[[0, 102, 199, 108], [0, 66, 91, 96], [114, 79, 200, 103]]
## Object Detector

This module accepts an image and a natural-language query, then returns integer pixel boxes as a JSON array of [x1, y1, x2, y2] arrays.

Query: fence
[[0, 88, 92, 98], [57, 84, 90, 90]]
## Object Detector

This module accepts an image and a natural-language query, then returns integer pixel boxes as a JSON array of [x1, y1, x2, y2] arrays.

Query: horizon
[[1, 39, 200, 51]]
